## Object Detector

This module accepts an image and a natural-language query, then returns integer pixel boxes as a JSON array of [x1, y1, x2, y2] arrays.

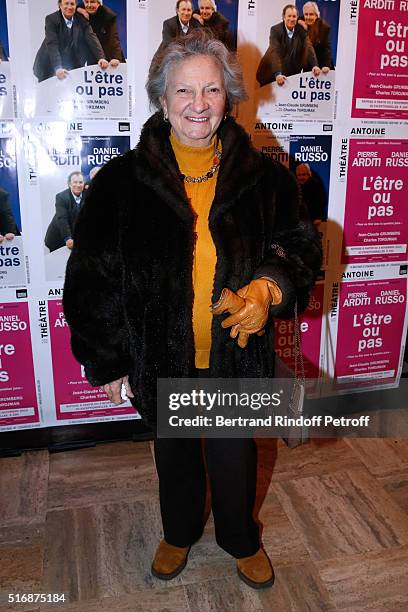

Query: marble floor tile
[[379, 470, 408, 513], [47, 441, 158, 510], [38, 586, 189, 611], [345, 438, 408, 477], [0, 607, 40, 612], [179, 520, 237, 586], [0, 543, 43, 592], [42, 499, 178, 605], [0, 523, 44, 548], [257, 438, 362, 484], [317, 545, 408, 611], [0, 451, 49, 526], [257, 491, 311, 567], [184, 561, 335, 612], [274, 468, 408, 561], [184, 575, 263, 612]]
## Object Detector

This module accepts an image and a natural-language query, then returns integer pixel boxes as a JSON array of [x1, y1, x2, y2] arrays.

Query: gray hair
[[199, 0, 217, 9], [147, 30, 246, 113], [296, 163, 312, 174], [303, 2, 320, 18]]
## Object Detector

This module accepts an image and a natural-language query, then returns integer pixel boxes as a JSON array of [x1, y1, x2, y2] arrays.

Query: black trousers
[[153, 436, 260, 558]]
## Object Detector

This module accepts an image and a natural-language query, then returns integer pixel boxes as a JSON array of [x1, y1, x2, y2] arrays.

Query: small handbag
[[268, 243, 307, 448], [274, 299, 307, 448]]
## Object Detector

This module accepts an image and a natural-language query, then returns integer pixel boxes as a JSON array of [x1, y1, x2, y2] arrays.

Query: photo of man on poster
[[0, 186, 19, 242], [297, 1, 333, 72], [0, 0, 9, 62], [76, 0, 125, 64], [0, 39, 7, 61], [256, 4, 319, 87], [44, 171, 85, 252], [33, 0, 109, 82], [295, 163, 326, 225], [193, 0, 236, 50], [161, 1, 201, 47]]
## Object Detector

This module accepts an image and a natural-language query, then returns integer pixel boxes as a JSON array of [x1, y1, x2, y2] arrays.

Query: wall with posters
[[0, 0, 407, 433]]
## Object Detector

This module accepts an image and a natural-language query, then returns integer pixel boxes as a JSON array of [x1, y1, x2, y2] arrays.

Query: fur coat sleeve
[[252, 157, 322, 317], [63, 156, 133, 386]]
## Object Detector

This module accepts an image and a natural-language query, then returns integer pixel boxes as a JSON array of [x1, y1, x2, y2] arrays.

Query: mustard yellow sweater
[[170, 132, 220, 369]]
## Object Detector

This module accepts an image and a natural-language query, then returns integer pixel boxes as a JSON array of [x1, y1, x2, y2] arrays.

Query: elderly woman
[[298, 1, 333, 72], [63, 31, 321, 589]]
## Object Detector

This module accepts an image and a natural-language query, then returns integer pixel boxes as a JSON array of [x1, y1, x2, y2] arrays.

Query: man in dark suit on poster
[[45, 172, 85, 252], [256, 4, 319, 87], [161, 0, 201, 47], [0, 39, 8, 62], [33, 0, 108, 82], [77, 0, 125, 65], [0, 187, 19, 242], [295, 163, 326, 225]]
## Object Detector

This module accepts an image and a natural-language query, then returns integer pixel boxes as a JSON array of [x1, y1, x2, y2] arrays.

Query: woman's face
[[162, 55, 226, 148], [199, 1, 215, 21], [303, 7, 318, 26]]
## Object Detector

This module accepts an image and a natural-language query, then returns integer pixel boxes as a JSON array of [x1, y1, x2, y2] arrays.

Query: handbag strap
[[293, 299, 306, 386], [270, 242, 306, 386]]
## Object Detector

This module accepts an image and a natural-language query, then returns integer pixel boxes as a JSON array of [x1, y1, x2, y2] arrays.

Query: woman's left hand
[[213, 279, 282, 348]]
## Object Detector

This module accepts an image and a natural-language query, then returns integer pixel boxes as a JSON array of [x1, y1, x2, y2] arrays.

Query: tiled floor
[[0, 437, 408, 611]]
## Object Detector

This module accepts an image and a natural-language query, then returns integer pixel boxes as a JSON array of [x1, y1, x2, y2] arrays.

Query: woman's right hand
[[103, 375, 134, 405]]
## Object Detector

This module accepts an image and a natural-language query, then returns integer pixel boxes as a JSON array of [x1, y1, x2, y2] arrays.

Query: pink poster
[[352, 3, 408, 119], [0, 302, 40, 428], [335, 277, 407, 389], [342, 139, 408, 264], [48, 299, 137, 421], [275, 283, 324, 393]]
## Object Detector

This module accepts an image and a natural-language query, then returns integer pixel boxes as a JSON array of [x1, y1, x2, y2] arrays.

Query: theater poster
[[47, 298, 138, 425], [342, 138, 408, 264], [133, 0, 239, 127], [0, 297, 41, 431], [352, 0, 408, 120], [0, 122, 25, 288], [238, 0, 339, 123], [0, 0, 13, 119], [9, 0, 129, 120], [22, 120, 130, 285], [274, 281, 324, 396], [326, 262, 408, 394], [250, 121, 332, 266]]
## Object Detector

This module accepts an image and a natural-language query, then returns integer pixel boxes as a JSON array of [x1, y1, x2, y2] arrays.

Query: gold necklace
[[180, 145, 222, 183]]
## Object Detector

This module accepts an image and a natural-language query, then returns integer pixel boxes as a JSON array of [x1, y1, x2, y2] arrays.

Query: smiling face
[[69, 173, 85, 196], [199, 0, 215, 21], [283, 7, 298, 30], [177, 1, 193, 25], [161, 55, 226, 148], [303, 6, 318, 26], [59, 0, 77, 19], [84, 0, 100, 15]]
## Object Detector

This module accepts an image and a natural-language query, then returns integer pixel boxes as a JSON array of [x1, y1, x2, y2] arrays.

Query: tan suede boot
[[236, 548, 275, 589], [151, 539, 190, 580]]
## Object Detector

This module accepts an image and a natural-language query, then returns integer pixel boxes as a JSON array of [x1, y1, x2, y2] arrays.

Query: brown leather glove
[[212, 278, 282, 348]]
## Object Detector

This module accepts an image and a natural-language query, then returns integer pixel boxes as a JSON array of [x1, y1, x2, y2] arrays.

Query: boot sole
[[237, 566, 275, 589], [151, 558, 188, 580], [151, 547, 191, 581]]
